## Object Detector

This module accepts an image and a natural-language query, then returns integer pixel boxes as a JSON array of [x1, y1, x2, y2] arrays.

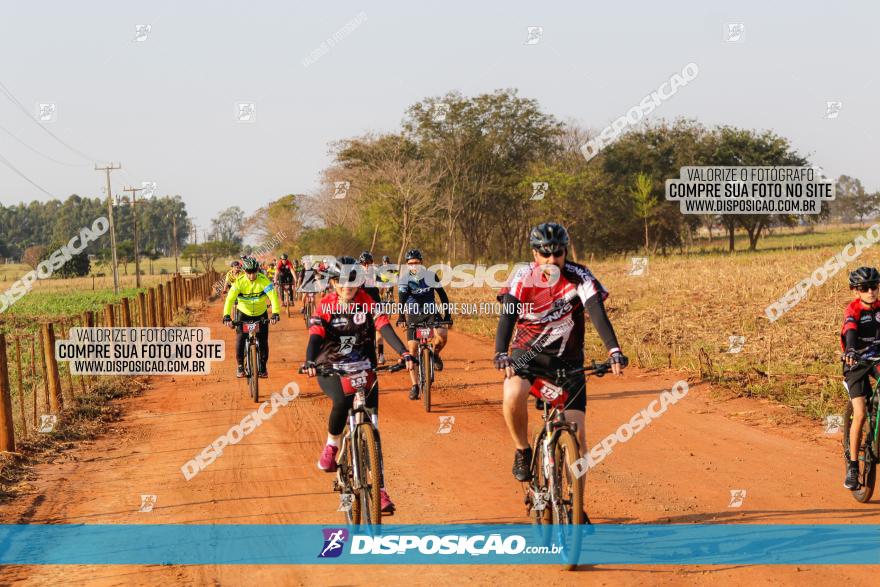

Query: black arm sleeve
[[495, 293, 519, 354], [397, 288, 408, 317], [379, 323, 408, 355], [845, 329, 858, 351], [436, 283, 450, 316], [584, 294, 620, 352], [306, 333, 323, 363]]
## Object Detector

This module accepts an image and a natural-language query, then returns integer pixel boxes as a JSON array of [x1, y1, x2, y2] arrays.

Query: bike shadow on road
[[639, 507, 880, 524]]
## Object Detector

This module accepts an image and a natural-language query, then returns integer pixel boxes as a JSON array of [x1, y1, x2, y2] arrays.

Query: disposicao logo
[[318, 528, 349, 558]]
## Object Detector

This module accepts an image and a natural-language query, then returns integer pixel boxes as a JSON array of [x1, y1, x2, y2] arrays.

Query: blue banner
[[0, 524, 878, 565]]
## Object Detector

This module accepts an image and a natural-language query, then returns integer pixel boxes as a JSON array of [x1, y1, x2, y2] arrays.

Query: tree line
[[0, 194, 189, 275], [284, 89, 877, 262]]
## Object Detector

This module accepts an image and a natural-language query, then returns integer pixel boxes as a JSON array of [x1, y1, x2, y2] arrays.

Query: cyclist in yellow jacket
[[223, 261, 243, 295], [223, 257, 281, 378]]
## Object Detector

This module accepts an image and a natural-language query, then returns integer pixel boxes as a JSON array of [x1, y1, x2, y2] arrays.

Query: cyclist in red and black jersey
[[841, 266, 880, 490], [303, 256, 414, 513], [275, 253, 296, 307], [494, 222, 628, 484]]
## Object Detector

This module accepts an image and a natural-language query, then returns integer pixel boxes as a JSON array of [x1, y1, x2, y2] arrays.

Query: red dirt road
[[1, 300, 878, 586]]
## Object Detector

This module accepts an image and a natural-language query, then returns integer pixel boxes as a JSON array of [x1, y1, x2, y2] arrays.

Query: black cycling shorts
[[843, 361, 879, 400], [510, 348, 587, 412]]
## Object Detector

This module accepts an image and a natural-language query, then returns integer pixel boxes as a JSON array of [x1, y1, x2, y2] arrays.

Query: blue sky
[[0, 1, 875, 235]]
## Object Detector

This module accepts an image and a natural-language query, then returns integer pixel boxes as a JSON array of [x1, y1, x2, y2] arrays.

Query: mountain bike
[[514, 359, 611, 571], [412, 318, 452, 413], [301, 293, 316, 328], [233, 316, 269, 403], [843, 355, 880, 503], [277, 280, 295, 318], [300, 361, 405, 526]]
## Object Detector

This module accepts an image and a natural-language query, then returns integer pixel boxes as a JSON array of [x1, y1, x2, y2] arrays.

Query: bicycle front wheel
[[844, 399, 878, 503], [421, 347, 432, 412], [356, 423, 382, 525], [553, 430, 584, 570], [248, 342, 259, 403]]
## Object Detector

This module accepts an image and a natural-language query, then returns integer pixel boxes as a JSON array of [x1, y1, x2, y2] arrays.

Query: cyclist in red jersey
[[275, 253, 296, 306], [841, 266, 880, 490], [494, 222, 628, 486], [303, 256, 414, 513]]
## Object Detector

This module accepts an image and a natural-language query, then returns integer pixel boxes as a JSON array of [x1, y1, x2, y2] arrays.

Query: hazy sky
[[1, 1, 876, 237]]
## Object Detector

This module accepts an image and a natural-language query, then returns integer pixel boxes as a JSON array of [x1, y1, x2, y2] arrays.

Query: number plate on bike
[[530, 377, 568, 406], [416, 327, 433, 339], [340, 370, 376, 396], [246, 323, 260, 333]]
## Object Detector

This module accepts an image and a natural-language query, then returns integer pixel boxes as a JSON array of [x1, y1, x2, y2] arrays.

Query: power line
[[0, 78, 100, 162], [0, 150, 54, 197], [0, 122, 89, 167]]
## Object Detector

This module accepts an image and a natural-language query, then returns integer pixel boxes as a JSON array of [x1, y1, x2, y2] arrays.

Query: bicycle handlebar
[[513, 359, 613, 381], [231, 317, 270, 326], [298, 361, 407, 376]]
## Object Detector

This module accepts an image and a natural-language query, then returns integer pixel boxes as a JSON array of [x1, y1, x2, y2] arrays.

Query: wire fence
[[0, 271, 219, 452]]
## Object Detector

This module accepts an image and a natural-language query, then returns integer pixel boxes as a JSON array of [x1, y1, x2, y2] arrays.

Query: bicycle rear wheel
[[844, 398, 878, 503], [421, 347, 432, 412], [338, 430, 361, 525], [356, 423, 382, 525], [552, 430, 584, 570], [248, 342, 259, 403]]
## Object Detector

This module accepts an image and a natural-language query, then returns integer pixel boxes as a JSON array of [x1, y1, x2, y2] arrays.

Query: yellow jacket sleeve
[[223, 280, 240, 317]]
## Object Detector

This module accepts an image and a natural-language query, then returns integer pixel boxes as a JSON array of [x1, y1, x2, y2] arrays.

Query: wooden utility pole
[[95, 163, 122, 294], [123, 186, 144, 288], [171, 207, 180, 273]]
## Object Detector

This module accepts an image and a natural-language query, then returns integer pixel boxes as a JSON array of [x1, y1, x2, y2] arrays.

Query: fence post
[[42, 323, 62, 414], [157, 284, 166, 327], [75, 318, 87, 396], [82, 310, 96, 386], [147, 288, 157, 327], [29, 335, 38, 427], [165, 281, 173, 323], [37, 329, 50, 415], [138, 292, 148, 326], [104, 304, 115, 328], [14, 338, 27, 440], [60, 320, 74, 401], [0, 333, 15, 452], [121, 298, 132, 328]]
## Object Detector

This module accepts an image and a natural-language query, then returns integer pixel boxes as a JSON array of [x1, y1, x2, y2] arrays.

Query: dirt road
[[1, 300, 878, 586]]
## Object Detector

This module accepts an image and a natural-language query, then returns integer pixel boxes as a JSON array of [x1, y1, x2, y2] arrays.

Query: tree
[[334, 134, 440, 264], [42, 245, 90, 278], [631, 173, 658, 253], [182, 241, 238, 272], [210, 207, 246, 246], [246, 194, 304, 256], [834, 175, 880, 226], [22, 245, 47, 270]]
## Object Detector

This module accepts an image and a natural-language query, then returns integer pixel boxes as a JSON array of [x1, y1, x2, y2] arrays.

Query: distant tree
[[22, 245, 47, 270], [182, 241, 238, 272], [631, 173, 658, 253], [210, 207, 246, 246]]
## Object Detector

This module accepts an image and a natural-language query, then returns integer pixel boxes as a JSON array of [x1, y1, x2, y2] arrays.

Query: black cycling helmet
[[405, 249, 423, 261], [359, 251, 373, 264], [529, 222, 570, 255], [382, 255, 391, 264], [280, 253, 288, 260], [849, 266, 880, 288], [242, 257, 260, 273]]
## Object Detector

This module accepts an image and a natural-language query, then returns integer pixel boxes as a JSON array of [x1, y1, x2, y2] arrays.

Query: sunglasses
[[536, 249, 565, 258], [856, 284, 880, 292]]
